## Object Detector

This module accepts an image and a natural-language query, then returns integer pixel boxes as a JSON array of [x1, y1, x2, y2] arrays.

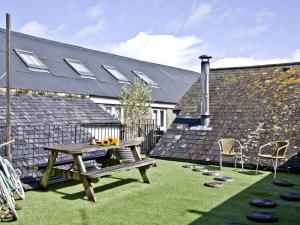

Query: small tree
[[120, 80, 152, 138]]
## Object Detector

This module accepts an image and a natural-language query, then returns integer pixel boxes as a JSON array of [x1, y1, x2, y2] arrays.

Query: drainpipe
[[199, 55, 212, 127]]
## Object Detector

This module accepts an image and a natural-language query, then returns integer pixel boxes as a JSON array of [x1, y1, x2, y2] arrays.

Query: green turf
[[13, 160, 300, 225]]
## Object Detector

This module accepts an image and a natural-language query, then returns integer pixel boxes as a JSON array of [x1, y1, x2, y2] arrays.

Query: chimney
[[199, 55, 212, 127], [190, 54, 212, 131]]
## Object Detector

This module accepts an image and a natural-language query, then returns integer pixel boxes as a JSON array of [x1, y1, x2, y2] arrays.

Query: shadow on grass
[[187, 173, 300, 225], [45, 178, 140, 200]]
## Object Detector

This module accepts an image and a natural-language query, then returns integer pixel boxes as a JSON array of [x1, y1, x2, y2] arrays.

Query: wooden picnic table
[[40, 140, 156, 202]]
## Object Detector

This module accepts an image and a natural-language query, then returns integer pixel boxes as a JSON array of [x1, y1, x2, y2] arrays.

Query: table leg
[[72, 154, 97, 202], [40, 150, 58, 189], [130, 145, 150, 183]]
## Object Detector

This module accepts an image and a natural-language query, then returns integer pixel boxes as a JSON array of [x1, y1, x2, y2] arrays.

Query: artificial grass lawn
[[14, 160, 300, 225]]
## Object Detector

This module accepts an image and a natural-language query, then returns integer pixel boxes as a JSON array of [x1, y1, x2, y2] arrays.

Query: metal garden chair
[[255, 140, 289, 179], [218, 138, 244, 171]]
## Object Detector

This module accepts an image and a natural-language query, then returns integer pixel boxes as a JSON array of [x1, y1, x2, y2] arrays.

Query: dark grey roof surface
[[151, 63, 300, 170], [0, 29, 200, 104], [0, 93, 119, 126]]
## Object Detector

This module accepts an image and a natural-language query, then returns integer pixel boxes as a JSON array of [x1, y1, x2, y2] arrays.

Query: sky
[[0, 0, 299, 71]]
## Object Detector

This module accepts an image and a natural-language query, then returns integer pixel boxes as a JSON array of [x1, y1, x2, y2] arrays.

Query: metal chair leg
[[256, 157, 260, 174], [219, 154, 222, 172], [241, 153, 244, 170], [234, 156, 237, 168], [274, 158, 278, 179]]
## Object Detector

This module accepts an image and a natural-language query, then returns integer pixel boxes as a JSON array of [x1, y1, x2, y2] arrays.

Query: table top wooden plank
[[44, 140, 142, 154]]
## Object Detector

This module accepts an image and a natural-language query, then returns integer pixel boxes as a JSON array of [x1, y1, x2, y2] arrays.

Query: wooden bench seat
[[82, 158, 156, 179], [37, 152, 106, 171]]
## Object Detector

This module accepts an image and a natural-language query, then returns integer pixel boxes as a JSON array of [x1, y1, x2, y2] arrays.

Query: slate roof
[[150, 62, 300, 170], [0, 93, 119, 125], [0, 29, 200, 104]]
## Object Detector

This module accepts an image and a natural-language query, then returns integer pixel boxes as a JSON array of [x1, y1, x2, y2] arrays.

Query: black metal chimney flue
[[199, 55, 212, 128]]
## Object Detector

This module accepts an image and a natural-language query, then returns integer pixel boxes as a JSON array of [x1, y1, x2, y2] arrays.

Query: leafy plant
[[120, 80, 152, 126]]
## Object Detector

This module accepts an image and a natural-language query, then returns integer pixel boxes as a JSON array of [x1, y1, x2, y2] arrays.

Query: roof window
[[65, 58, 95, 79], [133, 70, 159, 87], [15, 49, 48, 71], [102, 65, 130, 84]]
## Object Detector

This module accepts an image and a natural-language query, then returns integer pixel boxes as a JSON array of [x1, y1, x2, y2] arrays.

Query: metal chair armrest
[[259, 141, 277, 154], [275, 142, 289, 157], [234, 139, 243, 155]]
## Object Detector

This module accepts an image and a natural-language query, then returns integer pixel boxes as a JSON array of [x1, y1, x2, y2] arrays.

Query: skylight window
[[102, 65, 130, 84], [133, 70, 159, 87], [14, 49, 48, 71], [64, 58, 95, 78]]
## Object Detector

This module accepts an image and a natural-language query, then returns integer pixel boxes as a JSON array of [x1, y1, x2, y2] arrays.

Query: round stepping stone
[[182, 164, 197, 168], [204, 181, 224, 188], [247, 211, 279, 223], [273, 179, 294, 187], [280, 192, 300, 201], [202, 171, 219, 176], [250, 199, 277, 208], [192, 167, 208, 172], [214, 176, 233, 182]]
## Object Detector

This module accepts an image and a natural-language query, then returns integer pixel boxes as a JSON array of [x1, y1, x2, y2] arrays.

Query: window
[[64, 58, 95, 78], [152, 109, 166, 131], [104, 105, 123, 121], [102, 65, 130, 84], [133, 70, 159, 87], [105, 106, 112, 114], [14, 49, 48, 71]]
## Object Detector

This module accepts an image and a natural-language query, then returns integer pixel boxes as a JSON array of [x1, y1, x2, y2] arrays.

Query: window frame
[[14, 49, 49, 71], [64, 58, 95, 79], [102, 65, 131, 84], [152, 108, 166, 131], [132, 70, 159, 87]]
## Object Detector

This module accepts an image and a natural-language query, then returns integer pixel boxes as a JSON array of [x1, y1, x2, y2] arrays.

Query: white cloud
[[212, 49, 300, 68], [227, 9, 275, 39], [75, 20, 104, 38], [19, 21, 64, 38], [292, 49, 300, 60], [106, 32, 300, 71], [106, 32, 203, 70], [227, 24, 267, 39], [86, 3, 103, 19], [186, 3, 212, 27], [20, 21, 49, 37], [167, 3, 212, 32]]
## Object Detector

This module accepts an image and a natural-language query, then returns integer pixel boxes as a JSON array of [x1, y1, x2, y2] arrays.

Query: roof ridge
[[0, 28, 199, 75], [211, 61, 300, 71]]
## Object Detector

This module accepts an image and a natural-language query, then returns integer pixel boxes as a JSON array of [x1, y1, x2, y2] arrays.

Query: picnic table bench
[[40, 140, 156, 202]]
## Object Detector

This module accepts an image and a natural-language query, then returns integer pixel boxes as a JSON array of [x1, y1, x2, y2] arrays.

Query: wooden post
[[5, 13, 12, 162]]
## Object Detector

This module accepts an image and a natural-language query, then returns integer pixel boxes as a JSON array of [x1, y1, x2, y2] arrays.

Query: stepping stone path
[[204, 181, 224, 188], [247, 211, 279, 223], [214, 176, 233, 182], [202, 171, 220, 176], [273, 179, 294, 187], [280, 192, 300, 201], [250, 199, 277, 208]]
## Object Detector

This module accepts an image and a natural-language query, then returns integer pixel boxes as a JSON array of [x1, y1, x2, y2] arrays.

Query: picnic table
[[40, 140, 156, 202]]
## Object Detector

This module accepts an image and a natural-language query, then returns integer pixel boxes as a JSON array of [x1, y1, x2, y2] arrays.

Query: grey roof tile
[[151, 63, 300, 170]]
